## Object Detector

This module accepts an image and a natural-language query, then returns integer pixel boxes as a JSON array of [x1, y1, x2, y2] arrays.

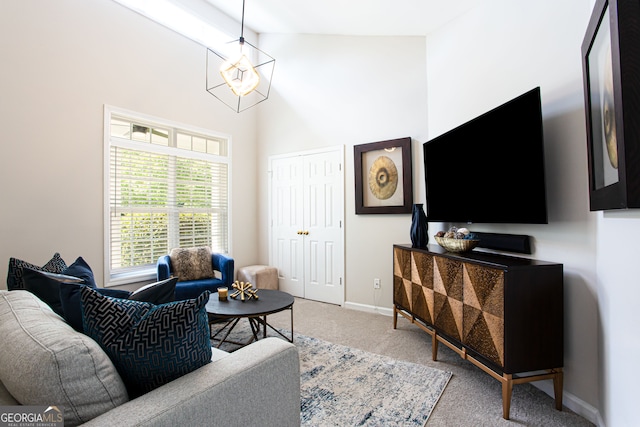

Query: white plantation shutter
[[106, 109, 230, 284]]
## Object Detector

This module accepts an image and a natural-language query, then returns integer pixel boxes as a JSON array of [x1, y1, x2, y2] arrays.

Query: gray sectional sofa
[[0, 290, 301, 426]]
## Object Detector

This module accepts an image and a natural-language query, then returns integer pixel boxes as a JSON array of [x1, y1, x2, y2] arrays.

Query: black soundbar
[[474, 232, 532, 254]]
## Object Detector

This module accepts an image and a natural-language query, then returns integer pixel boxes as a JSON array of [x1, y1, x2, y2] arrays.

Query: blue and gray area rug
[[212, 322, 452, 426]]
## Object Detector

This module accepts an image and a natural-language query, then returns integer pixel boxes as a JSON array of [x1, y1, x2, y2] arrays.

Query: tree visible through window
[[105, 108, 230, 285]]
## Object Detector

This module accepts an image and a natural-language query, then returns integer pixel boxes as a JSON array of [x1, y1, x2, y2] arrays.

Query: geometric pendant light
[[206, 0, 275, 113]]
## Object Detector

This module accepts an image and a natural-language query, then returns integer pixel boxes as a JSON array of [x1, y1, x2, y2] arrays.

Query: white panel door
[[302, 150, 344, 305], [270, 156, 305, 297], [269, 147, 344, 305]]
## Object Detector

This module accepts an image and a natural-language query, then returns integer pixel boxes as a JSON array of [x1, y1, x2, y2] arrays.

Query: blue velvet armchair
[[156, 252, 234, 300]]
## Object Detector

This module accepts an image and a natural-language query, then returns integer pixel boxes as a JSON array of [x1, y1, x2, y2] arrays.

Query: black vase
[[410, 204, 428, 248]]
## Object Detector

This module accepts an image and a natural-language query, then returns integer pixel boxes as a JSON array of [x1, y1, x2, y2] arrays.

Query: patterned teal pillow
[[80, 287, 212, 398], [6, 253, 67, 290]]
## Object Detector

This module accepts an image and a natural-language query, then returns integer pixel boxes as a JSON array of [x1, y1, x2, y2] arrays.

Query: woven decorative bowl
[[434, 236, 480, 253]]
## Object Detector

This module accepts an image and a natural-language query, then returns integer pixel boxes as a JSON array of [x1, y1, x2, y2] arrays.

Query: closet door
[[269, 147, 344, 305], [270, 156, 305, 297], [302, 149, 344, 305]]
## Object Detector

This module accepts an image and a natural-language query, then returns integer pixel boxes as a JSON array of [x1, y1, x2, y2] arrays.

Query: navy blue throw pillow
[[128, 277, 177, 304], [62, 257, 98, 288], [59, 282, 131, 332], [56, 256, 131, 331], [59, 276, 175, 332], [80, 287, 212, 398], [21, 268, 84, 316]]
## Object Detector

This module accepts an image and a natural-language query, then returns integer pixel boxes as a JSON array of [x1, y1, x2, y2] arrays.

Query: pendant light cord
[[240, 0, 246, 43]]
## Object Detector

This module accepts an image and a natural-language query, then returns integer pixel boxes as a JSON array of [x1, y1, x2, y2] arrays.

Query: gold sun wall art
[[354, 137, 413, 214]]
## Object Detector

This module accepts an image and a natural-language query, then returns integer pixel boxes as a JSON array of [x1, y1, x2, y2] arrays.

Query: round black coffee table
[[205, 289, 294, 349]]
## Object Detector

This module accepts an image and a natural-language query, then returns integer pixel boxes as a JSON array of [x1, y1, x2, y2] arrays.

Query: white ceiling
[[203, 0, 483, 36]]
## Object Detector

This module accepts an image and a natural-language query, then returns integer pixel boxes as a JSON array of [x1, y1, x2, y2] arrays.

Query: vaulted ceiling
[[203, 0, 482, 36]]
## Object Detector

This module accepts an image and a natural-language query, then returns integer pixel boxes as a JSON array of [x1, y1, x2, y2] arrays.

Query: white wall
[[0, 0, 260, 288], [598, 209, 640, 426], [425, 0, 602, 421], [256, 34, 428, 312]]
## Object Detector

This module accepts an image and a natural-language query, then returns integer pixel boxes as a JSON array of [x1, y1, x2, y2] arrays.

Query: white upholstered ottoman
[[237, 265, 279, 290]]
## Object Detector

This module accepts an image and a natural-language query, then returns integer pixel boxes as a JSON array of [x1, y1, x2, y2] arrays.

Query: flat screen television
[[423, 87, 548, 224]]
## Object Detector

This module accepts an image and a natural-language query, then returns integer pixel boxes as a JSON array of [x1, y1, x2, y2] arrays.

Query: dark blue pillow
[[59, 282, 131, 332], [21, 268, 84, 316], [56, 256, 127, 330], [59, 277, 176, 332], [128, 277, 177, 304], [62, 257, 98, 288], [80, 288, 212, 398]]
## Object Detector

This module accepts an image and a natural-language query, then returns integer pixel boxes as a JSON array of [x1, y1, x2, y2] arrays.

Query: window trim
[[103, 105, 232, 287]]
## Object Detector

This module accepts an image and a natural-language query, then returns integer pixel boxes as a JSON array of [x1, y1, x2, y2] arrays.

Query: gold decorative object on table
[[230, 280, 259, 301]]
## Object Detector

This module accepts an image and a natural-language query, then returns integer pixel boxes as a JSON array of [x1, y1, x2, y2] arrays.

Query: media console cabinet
[[392, 244, 563, 420]]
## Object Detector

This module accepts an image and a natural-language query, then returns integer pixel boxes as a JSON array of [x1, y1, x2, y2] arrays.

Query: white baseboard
[[343, 301, 393, 317], [343, 300, 602, 426]]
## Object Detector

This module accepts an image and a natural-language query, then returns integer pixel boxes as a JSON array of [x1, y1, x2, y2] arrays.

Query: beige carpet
[[265, 297, 595, 426]]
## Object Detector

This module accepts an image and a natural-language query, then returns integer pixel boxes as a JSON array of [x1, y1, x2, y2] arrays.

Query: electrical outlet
[[374, 278, 381, 289]]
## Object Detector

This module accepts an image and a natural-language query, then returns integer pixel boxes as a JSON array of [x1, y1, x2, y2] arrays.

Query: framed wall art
[[582, 0, 640, 210], [354, 137, 413, 214]]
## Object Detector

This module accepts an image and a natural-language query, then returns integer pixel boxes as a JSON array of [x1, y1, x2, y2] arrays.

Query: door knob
[[303, 231, 309, 235]]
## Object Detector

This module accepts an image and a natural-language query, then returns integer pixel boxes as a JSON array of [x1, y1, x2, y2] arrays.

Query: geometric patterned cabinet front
[[393, 244, 564, 420]]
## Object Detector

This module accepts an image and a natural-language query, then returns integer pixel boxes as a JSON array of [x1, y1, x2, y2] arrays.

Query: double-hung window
[[104, 106, 231, 286]]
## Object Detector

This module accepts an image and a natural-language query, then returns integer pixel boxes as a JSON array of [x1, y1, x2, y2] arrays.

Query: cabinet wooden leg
[[553, 369, 564, 410], [393, 306, 398, 329], [502, 374, 513, 420]]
